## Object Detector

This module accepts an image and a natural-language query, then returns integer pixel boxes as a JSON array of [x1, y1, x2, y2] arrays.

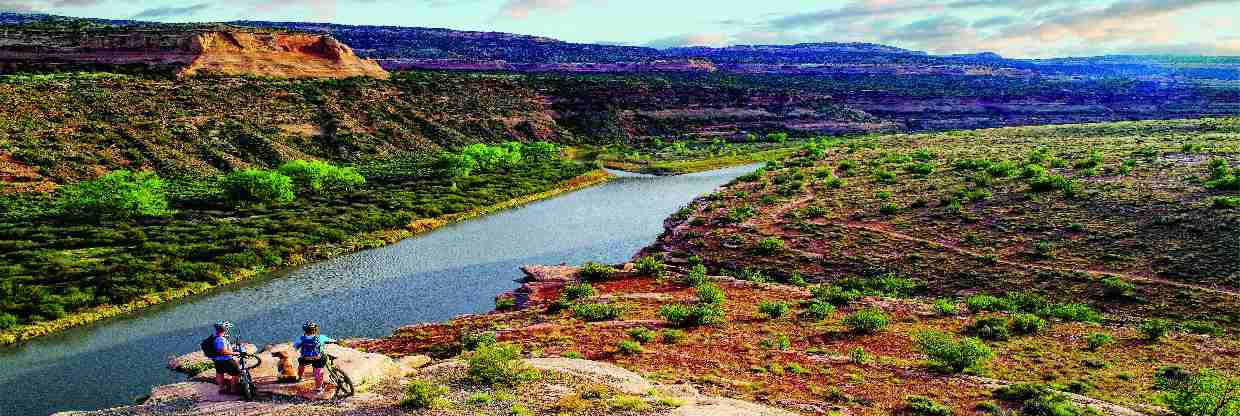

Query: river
[[0, 165, 757, 416]]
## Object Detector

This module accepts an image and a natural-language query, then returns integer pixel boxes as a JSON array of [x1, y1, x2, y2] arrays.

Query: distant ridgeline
[[0, 15, 388, 79]]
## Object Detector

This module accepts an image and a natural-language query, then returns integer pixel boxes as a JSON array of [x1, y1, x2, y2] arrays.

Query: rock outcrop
[[0, 29, 389, 79]]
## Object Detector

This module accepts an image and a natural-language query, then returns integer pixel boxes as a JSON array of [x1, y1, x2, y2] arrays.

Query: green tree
[[58, 170, 171, 220], [524, 141, 561, 163], [438, 152, 477, 178], [278, 160, 365, 194], [221, 170, 296, 204]]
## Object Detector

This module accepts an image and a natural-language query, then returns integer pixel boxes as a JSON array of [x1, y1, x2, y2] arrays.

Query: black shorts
[[213, 359, 242, 376], [298, 356, 326, 368]]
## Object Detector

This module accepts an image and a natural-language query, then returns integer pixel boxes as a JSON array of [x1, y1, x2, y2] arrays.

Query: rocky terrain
[[0, 28, 388, 79], [60, 342, 795, 416]]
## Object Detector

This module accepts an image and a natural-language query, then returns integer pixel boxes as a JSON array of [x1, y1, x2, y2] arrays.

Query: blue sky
[[4, 0, 1239, 58]]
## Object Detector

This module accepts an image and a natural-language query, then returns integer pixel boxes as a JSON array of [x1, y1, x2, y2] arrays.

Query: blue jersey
[[294, 335, 334, 358], [211, 336, 233, 362]]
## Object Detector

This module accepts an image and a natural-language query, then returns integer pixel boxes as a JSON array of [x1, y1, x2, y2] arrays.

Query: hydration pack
[[298, 336, 321, 357], [201, 335, 221, 358]]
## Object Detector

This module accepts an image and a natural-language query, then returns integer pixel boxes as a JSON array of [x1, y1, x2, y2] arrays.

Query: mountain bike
[[236, 348, 262, 401], [323, 342, 354, 400]]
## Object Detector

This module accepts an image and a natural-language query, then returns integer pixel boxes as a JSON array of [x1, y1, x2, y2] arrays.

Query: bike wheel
[[240, 379, 256, 401], [329, 367, 354, 399]]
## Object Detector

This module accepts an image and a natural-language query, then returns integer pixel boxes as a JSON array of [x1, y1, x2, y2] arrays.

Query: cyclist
[[293, 321, 336, 394], [202, 321, 242, 395]]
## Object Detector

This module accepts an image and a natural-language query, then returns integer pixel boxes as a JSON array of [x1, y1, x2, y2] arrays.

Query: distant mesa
[[0, 28, 390, 79]]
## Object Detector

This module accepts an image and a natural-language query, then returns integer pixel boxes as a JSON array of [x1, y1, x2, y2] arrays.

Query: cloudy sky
[[3, 0, 1239, 58]]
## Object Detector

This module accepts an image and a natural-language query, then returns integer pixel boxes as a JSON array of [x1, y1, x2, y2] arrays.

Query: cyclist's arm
[[322, 336, 336, 344]]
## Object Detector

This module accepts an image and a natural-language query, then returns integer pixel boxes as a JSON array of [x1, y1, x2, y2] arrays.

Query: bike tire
[[240, 380, 256, 401], [329, 367, 354, 400]]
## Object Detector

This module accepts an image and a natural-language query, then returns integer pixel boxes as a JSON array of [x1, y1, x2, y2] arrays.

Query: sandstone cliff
[[0, 29, 389, 79]]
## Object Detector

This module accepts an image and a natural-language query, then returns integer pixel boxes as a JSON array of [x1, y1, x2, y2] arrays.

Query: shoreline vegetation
[[582, 136, 808, 175], [0, 169, 612, 346]]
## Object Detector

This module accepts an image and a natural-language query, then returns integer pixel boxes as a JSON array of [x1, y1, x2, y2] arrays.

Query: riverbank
[[598, 146, 800, 175], [0, 169, 613, 346]]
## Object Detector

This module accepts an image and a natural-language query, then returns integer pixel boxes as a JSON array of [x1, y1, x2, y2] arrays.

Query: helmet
[[302, 321, 319, 332], [213, 321, 233, 331]]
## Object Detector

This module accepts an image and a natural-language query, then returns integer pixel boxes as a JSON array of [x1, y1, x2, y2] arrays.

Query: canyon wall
[[0, 29, 389, 79]]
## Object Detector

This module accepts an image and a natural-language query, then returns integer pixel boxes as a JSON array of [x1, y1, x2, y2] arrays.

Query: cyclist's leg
[[312, 358, 326, 389]]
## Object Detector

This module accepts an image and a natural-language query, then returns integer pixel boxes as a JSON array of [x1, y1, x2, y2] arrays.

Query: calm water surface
[[0, 165, 757, 416]]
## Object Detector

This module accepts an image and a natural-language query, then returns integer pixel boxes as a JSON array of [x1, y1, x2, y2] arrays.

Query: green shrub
[[466, 342, 537, 386], [1182, 321, 1222, 336], [627, 327, 656, 344], [221, 169, 296, 204], [1213, 196, 1240, 208], [812, 285, 862, 306], [1005, 291, 1051, 313], [399, 379, 447, 409], [722, 205, 756, 224], [695, 282, 727, 305], [966, 316, 1011, 341], [562, 282, 596, 301], [616, 340, 644, 355], [1156, 368, 1239, 416], [660, 329, 686, 344], [495, 297, 516, 310], [880, 202, 903, 215], [915, 330, 993, 373], [1047, 303, 1103, 323], [754, 237, 786, 255], [760, 333, 791, 350], [460, 331, 498, 351], [966, 294, 1011, 312], [994, 383, 1100, 416], [572, 303, 625, 322], [660, 303, 726, 327], [58, 170, 171, 219], [832, 274, 925, 298], [1085, 333, 1113, 351], [803, 300, 836, 321], [848, 346, 871, 364], [757, 300, 790, 319], [934, 298, 960, 316], [682, 264, 710, 287], [1140, 318, 1175, 341], [907, 162, 935, 175], [843, 308, 890, 334], [277, 160, 365, 194], [874, 169, 898, 183], [1029, 174, 1079, 197], [1100, 276, 1137, 299], [634, 255, 666, 276], [1012, 313, 1047, 335], [0, 313, 18, 330], [905, 395, 952, 416], [578, 262, 617, 282]]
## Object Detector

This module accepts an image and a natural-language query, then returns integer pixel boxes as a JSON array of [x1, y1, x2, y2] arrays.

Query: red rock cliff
[[0, 29, 389, 79]]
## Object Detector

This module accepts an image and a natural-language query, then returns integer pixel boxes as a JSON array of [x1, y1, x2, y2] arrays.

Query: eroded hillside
[[0, 28, 388, 79]]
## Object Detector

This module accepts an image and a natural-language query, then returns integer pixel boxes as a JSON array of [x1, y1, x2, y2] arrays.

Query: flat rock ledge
[[54, 344, 426, 416], [56, 354, 792, 416]]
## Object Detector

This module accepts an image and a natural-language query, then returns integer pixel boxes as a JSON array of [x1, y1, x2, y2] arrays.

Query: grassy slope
[[657, 118, 1240, 326], [355, 119, 1240, 415]]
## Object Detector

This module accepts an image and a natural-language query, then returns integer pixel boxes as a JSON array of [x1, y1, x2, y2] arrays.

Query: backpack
[[201, 335, 221, 358], [298, 336, 322, 357]]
